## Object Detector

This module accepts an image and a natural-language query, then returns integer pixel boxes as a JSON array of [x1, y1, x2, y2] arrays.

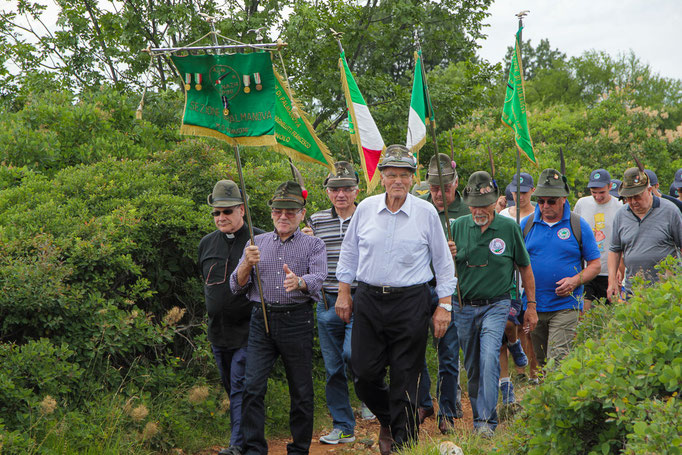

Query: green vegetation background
[[1, 0, 681, 452]]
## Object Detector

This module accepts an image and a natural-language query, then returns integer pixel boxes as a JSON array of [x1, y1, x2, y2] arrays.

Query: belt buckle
[[382, 286, 391, 294]]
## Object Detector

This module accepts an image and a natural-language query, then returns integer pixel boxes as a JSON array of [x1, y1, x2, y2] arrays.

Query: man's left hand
[[432, 306, 451, 338], [555, 276, 579, 297], [524, 307, 538, 333], [283, 264, 304, 292]]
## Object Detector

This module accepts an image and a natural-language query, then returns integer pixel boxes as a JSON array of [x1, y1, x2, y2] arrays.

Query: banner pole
[[233, 145, 270, 334]]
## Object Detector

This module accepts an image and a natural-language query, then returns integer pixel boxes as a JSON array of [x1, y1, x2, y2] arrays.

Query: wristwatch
[[297, 277, 304, 289], [438, 302, 453, 312]]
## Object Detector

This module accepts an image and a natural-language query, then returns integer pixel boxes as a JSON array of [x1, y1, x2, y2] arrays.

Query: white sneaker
[[319, 428, 355, 444], [360, 402, 376, 420]]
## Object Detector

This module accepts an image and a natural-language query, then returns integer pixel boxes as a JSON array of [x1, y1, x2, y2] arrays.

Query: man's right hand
[[335, 293, 353, 323], [606, 282, 620, 303], [448, 240, 457, 259], [244, 245, 261, 266], [301, 226, 314, 236]]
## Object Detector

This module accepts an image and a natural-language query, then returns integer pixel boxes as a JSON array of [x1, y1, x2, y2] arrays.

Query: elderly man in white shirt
[[336, 145, 457, 455]]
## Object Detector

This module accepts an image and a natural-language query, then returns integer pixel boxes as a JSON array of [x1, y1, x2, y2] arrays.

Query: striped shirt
[[310, 206, 357, 293], [229, 229, 327, 305]]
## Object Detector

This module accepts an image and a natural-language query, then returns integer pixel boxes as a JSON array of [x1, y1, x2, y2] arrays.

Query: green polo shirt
[[419, 191, 469, 236], [450, 213, 530, 300]]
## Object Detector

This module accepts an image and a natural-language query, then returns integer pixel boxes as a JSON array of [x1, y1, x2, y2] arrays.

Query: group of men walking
[[199, 146, 682, 454]]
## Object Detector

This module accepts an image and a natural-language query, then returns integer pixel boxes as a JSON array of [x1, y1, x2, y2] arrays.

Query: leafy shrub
[[506, 260, 682, 454]]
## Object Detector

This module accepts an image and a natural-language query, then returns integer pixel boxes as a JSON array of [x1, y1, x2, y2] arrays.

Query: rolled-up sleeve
[[229, 239, 252, 295], [428, 210, 457, 298], [336, 211, 360, 284], [301, 237, 327, 299]]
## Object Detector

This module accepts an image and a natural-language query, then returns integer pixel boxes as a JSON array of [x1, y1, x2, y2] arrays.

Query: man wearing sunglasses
[[608, 168, 682, 301], [521, 169, 601, 369], [198, 180, 265, 455], [415, 153, 468, 434], [450, 171, 536, 438], [336, 145, 456, 454], [230, 181, 327, 455]]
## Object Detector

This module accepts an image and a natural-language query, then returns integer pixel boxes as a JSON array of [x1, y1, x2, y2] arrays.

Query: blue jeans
[[454, 299, 510, 431], [241, 305, 314, 455], [211, 345, 247, 447], [417, 288, 461, 423], [317, 292, 355, 434]]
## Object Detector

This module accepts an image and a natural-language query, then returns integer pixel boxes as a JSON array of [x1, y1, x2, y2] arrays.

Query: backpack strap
[[522, 216, 534, 239], [569, 211, 583, 252]]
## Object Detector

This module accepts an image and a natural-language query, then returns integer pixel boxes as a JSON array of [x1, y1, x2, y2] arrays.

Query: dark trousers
[[351, 283, 431, 449], [241, 305, 314, 455], [211, 345, 247, 447]]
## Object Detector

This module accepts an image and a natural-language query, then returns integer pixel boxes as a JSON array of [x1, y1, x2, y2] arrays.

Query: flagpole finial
[[516, 10, 529, 19], [330, 28, 344, 52]]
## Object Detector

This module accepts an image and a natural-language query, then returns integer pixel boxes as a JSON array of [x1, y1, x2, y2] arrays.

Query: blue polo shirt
[[520, 200, 600, 312]]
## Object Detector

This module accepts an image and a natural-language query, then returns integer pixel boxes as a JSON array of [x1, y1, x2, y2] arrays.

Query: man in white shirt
[[573, 169, 622, 310], [336, 145, 456, 455]]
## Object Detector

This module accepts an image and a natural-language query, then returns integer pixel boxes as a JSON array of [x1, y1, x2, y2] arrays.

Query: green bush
[[506, 260, 682, 454]]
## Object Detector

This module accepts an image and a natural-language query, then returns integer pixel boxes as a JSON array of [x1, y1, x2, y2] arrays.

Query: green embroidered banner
[[171, 53, 276, 146], [273, 69, 334, 170]]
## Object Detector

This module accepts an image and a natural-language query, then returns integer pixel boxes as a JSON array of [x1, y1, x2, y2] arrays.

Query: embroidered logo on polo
[[557, 228, 571, 240], [489, 238, 506, 255]]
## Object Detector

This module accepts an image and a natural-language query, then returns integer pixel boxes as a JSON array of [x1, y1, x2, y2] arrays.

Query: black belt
[[358, 281, 427, 295], [462, 293, 511, 307], [253, 301, 311, 313]]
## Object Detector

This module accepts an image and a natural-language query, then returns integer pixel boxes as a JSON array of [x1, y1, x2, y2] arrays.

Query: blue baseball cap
[[587, 169, 611, 188], [673, 168, 682, 190], [509, 172, 534, 192], [505, 184, 515, 207], [644, 169, 658, 186], [670, 183, 678, 197], [609, 179, 621, 198]]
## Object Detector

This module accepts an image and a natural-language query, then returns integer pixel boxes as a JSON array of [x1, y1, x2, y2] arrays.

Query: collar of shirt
[[377, 192, 413, 216], [270, 228, 301, 243], [330, 202, 358, 219]]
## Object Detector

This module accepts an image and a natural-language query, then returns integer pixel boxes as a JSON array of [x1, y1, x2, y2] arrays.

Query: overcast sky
[[477, 0, 682, 80]]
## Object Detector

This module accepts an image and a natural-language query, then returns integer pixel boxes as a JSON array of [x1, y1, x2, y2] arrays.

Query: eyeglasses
[[383, 172, 413, 180], [272, 208, 303, 218], [327, 187, 357, 194], [536, 198, 559, 206], [212, 208, 235, 217], [205, 261, 227, 286]]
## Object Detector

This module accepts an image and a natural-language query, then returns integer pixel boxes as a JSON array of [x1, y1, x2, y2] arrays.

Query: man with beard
[[450, 171, 536, 437]]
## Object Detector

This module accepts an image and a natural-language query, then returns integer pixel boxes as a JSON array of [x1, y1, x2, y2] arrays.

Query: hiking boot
[[218, 447, 242, 455], [319, 428, 355, 445], [474, 425, 495, 439], [500, 380, 515, 405], [507, 339, 528, 367], [417, 406, 434, 424], [378, 425, 393, 455], [360, 402, 376, 420]]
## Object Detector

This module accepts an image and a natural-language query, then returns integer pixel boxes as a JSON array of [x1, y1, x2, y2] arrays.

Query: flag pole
[[415, 35, 462, 307], [514, 10, 528, 227], [233, 145, 270, 334]]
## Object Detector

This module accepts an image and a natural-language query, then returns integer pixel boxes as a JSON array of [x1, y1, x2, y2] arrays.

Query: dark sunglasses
[[536, 198, 559, 206], [212, 208, 235, 217]]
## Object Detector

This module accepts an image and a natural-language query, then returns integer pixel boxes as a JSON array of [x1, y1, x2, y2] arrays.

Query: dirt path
[[201, 400, 475, 455]]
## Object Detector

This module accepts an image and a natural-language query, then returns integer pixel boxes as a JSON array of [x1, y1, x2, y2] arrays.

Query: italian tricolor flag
[[406, 50, 433, 164], [339, 51, 385, 192]]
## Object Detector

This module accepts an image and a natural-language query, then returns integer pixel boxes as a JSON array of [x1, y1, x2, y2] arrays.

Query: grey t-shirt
[[610, 196, 682, 290], [574, 195, 623, 276]]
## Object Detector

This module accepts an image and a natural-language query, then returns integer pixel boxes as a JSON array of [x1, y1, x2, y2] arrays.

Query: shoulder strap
[[569, 211, 582, 252], [522, 216, 534, 238]]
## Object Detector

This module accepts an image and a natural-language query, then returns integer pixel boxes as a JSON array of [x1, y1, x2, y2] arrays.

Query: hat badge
[[519, 177, 524, 183], [634, 176, 640, 183], [553, 174, 559, 180], [611, 182, 616, 189], [594, 172, 600, 179]]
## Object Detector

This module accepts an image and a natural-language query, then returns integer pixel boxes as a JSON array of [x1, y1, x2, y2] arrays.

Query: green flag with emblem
[[171, 53, 276, 146], [501, 27, 536, 165], [273, 69, 334, 170]]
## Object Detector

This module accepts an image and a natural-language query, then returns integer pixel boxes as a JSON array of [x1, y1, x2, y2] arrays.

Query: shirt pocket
[[397, 241, 425, 266]]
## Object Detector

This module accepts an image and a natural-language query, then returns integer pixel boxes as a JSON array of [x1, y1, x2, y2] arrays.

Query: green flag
[[171, 53, 276, 147], [501, 27, 536, 165], [273, 69, 334, 170]]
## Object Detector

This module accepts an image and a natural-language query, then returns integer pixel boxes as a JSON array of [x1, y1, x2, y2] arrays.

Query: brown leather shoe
[[438, 419, 454, 435], [378, 425, 393, 455], [417, 406, 434, 424]]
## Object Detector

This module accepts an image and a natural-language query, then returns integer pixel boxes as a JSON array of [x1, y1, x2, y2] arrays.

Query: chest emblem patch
[[489, 238, 506, 255], [557, 227, 571, 240]]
